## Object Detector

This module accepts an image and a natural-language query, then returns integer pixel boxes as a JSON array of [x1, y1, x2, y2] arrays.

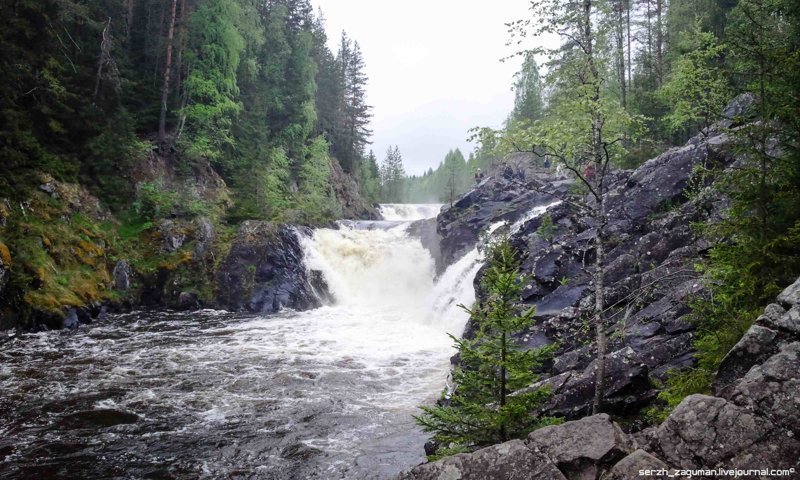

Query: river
[[0, 205, 487, 479]]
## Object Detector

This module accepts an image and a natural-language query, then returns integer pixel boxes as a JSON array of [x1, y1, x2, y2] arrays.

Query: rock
[[63, 308, 79, 329], [59, 409, 139, 428], [719, 92, 756, 128], [328, 159, 380, 220], [534, 347, 651, 419], [713, 300, 799, 395], [423, 440, 438, 457], [0, 256, 8, 295], [398, 440, 566, 480], [529, 414, 632, 479], [193, 216, 215, 258], [777, 277, 800, 307], [159, 219, 186, 253], [177, 291, 200, 311], [655, 393, 800, 470], [214, 223, 329, 314], [605, 450, 670, 480], [713, 325, 780, 393], [727, 342, 800, 440], [112, 260, 133, 292], [407, 218, 444, 273]]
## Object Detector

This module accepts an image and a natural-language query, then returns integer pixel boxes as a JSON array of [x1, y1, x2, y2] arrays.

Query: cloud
[[312, 0, 534, 174]]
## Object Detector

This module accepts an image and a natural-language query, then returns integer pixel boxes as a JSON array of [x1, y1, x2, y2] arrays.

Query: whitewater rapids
[[0, 204, 483, 480]]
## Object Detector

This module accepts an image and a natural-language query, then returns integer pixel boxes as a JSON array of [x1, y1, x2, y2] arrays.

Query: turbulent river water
[[0, 204, 495, 480]]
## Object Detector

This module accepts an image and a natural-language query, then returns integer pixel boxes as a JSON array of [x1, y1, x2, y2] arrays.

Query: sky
[[310, 0, 536, 175]]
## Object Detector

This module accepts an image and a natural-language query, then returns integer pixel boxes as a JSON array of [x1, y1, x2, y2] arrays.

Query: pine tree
[[415, 237, 559, 453]]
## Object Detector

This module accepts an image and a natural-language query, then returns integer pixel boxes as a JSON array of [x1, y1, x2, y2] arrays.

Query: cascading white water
[[378, 203, 443, 221], [0, 202, 560, 480]]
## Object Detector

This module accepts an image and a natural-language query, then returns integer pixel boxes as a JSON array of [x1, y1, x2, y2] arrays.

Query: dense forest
[[0, 0, 390, 325], [1, 0, 379, 221]]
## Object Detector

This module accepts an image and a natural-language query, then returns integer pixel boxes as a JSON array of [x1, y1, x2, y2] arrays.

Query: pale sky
[[311, 0, 535, 175]]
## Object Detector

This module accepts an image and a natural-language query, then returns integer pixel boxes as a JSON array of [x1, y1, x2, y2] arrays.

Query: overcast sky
[[311, 0, 535, 175]]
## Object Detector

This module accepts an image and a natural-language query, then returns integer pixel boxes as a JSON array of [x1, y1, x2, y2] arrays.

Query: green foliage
[[658, 24, 730, 136], [415, 238, 560, 453], [536, 214, 555, 242], [379, 146, 406, 203]]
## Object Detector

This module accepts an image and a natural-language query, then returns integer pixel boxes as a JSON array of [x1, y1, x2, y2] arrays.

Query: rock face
[[214, 222, 329, 314], [437, 166, 570, 268], [329, 159, 380, 220], [399, 277, 800, 479], [112, 260, 133, 292], [436, 98, 753, 420]]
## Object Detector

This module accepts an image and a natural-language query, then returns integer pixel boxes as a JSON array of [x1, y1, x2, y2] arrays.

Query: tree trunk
[[125, 0, 134, 44], [93, 18, 112, 101], [582, 0, 608, 415], [174, 0, 188, 109], [500, 330, 507, 441], [626, 0, 631, 91], [655, 0, 664, 87], [158, 0, 178, 144], [617, 0, 627, 109], [592, 200, 608, 414]]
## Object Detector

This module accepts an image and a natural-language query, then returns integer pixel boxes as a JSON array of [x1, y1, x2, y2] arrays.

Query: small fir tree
[[415, 237, 559, 455]]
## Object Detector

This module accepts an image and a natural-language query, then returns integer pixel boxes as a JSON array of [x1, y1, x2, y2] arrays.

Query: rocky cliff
[[399, 269, 800, 479], [0, 149, 362, 331], [433, 97, 757, 423]]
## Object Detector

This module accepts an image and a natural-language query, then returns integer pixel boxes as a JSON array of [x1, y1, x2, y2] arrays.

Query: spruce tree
[[415, 237, 559, 454]]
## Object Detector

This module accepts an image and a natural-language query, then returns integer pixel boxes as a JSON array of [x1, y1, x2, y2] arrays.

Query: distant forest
[[1, 0, 377, 222]]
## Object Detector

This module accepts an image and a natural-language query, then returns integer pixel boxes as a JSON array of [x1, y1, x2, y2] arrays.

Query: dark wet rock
[[437, 166, 568, 267], [112, 260, 133, 292], [423, 440, 438, 457], [63, 308, 79, 329], [0, 257, 8, 296], [58, 409, 139, 429], [159, 219, 186, 253], [215, 222, 328, 314], [398, 439, 566, 480], [177, 291, 200, 311], [407, 218, 443, 273], [193, 216, 216, 258], [528, 347, 651, 418]]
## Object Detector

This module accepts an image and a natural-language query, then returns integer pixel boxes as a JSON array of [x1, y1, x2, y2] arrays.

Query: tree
[[509, 52, 544, 125], [658, 24, 729, 138], [380, 145, 405, 202], [157, 0, 178, 143], [503, 0, 646, 414], [415, 237, 558, 452], [180, 0, 245, 163]]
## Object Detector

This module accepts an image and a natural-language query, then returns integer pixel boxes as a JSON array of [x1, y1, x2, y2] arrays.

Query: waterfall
[[299, 201, 561, 337], [378, 203, 443, 221]]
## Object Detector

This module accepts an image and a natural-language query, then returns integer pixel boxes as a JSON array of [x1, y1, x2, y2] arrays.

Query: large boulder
[[398, 415, 631, 480], [397, 440, 566, 480], [214, 222, 329, 314], [605, 450, 670, 480], [528, 414, 632, 479]]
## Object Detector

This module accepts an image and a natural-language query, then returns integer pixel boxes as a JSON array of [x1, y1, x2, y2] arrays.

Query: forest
[[1, 0, 377, 222]]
